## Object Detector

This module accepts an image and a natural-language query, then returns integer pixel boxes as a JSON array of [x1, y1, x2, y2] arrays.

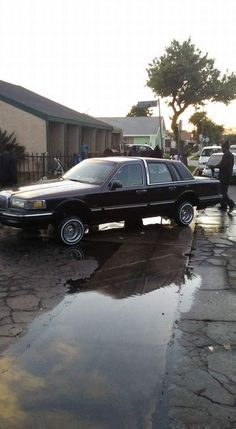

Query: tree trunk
[[171, 111, 180, 144]]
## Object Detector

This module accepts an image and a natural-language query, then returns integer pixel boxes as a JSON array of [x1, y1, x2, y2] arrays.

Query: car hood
[[5, 179, 99, 199]]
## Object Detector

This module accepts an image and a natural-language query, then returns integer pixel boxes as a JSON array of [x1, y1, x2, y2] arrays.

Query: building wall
[[96, 129, 106, 154], [67, 125, 80, 155], [82, 127, 96, 154], [133, 136, 151, 146], [48, 122, 65, 155], [0, 100, 47, 153]]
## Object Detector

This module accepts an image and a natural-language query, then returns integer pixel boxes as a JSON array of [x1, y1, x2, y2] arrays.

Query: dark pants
[[220, 182, 234, 209]]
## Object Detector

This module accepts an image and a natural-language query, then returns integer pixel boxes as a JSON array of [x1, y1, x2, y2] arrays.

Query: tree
[[127, 104, 153, 117], [0, 128, 25, 158], [146, 38, 236, 142], [189, 111, 224, 145]]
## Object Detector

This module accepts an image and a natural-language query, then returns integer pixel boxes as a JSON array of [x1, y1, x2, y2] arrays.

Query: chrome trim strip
[[104, 203, 147, 210], [1, 212, 53, 218], [149, 200, 175, 206], [91, 203, 147, 212], [198, 195, 222, 201]]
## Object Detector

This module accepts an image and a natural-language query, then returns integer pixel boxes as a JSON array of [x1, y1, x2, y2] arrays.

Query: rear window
[[174, 162, 194, 180]]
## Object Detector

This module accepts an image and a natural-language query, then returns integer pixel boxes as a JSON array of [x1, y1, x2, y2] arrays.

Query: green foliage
[[223, 133, 236, 144], [189, 112, 224, 145], [127, 104, 152, 117], [146, 38, 236, 141], [0, 128, 25, 158]]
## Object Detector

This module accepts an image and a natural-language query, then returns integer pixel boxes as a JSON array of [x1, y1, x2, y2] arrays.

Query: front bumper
[[0, 210, 53, 228]]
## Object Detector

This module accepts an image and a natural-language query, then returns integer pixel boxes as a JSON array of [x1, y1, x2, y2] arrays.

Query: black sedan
[[0, 157, 222, 245]]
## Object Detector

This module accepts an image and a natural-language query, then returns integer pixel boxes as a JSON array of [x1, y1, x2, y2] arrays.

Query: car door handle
[[136, 189, 147, 194], [168, 186, 176, 191]]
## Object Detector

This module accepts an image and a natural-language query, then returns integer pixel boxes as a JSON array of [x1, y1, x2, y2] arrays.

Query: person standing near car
[[215, 141, 234, 213], [151, 145, 163, 158]]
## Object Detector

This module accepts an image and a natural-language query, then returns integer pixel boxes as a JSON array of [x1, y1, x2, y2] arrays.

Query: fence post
[[42, 153, 46, 177]]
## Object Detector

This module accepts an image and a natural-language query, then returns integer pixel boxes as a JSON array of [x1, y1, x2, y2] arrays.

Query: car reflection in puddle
[[0, 220, 195, 429]]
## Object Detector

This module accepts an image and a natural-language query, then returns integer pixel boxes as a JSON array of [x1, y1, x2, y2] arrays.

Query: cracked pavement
[[0, 229, 99, 353], [161, 204, 236, 429]]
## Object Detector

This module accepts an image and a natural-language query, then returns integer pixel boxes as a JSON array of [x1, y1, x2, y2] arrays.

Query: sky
[[1, 0, 236, 132]]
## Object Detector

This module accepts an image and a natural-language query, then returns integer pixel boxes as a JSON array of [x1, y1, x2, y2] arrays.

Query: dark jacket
[[217, 151, 234, 184]]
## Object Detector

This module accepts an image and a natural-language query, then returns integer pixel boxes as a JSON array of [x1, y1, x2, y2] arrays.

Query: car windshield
[[207, 154, 223, 167], [63, 159, 115, 184], [207, 153, 236, 167], [201, 148, 220, 157]]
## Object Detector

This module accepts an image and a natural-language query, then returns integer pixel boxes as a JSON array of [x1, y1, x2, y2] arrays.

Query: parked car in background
[[230, 145, 236, 153], [0, 157, 222, 245], [202, 152, 236, 182], [125, 144, 154, 156], [198, 145, 221, 174]]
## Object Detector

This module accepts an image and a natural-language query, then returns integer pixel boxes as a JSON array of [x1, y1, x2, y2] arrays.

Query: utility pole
[[177, 120, 182, 159], [158, 98, 163, 151]]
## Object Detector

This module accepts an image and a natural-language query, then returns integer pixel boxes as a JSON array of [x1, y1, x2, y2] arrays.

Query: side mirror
[[109, 180, 123, 190]]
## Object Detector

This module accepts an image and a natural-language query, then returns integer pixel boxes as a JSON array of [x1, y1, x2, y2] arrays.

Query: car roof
[[201, 145, 221, 149], [90, 156, 184, 164], [126, 143, 153, 148]]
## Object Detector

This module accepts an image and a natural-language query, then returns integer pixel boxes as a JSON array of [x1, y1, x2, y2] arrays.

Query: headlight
[[10, 198, 46, 209], [10, 198, 26, 209]]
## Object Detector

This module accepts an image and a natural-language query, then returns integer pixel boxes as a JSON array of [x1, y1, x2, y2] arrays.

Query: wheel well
[[176, 192, 198, 207], [53, 200, 90, 225]]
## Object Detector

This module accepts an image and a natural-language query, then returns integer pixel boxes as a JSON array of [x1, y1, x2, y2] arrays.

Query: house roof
[[97, 116, 163, 136], [0, 80, 112, 130]]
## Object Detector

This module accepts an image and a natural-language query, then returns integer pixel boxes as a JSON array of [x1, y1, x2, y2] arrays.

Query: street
[[0, 186, 236, 429]]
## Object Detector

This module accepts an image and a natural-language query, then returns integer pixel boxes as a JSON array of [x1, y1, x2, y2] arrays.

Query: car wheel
[[174, 201, 194, 226], [58, 216, 85, 245]]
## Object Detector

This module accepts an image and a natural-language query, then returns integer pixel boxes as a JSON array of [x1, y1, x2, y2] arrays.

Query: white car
[[198, 145, 221, 174], [202, 152, 236, 182]]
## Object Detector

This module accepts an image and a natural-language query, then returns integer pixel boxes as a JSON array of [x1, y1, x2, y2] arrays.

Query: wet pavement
[[1, 184, 236, 429], [0, 218, 193, 429], [160, 186, 236, 429]]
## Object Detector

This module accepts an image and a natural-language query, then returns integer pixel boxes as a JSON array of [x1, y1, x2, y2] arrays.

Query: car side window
[[148, 162, 172, 183], [114, 164, 143, 187]]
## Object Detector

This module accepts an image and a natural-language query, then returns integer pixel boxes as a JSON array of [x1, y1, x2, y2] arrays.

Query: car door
[[145, 160, 179, 217], [98, 161, 148, 222]]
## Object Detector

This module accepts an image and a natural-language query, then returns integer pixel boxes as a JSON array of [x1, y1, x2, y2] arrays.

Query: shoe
[[228, 203, 235, 214]]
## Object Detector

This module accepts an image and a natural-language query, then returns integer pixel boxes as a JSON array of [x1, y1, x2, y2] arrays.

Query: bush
[[0, 128, 25, 158]]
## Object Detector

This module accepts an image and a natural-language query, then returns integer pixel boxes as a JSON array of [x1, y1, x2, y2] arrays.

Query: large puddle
[[1, 282, 183, 429], [0, 220, 198, 428]]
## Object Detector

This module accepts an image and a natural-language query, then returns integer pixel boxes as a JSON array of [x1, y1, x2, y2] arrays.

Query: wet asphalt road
[[0, 215, 194, 429], [0, 182, 235, 429]]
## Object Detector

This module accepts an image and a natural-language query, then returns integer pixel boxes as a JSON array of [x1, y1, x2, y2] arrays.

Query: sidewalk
[[161, 206, 236, 429]]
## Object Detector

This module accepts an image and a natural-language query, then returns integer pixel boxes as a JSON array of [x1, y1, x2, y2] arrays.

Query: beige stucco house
[[0, 80, 120, 156]]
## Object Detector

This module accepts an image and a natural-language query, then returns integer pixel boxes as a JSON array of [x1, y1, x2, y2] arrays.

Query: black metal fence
[[17, 153, 76, 185]]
